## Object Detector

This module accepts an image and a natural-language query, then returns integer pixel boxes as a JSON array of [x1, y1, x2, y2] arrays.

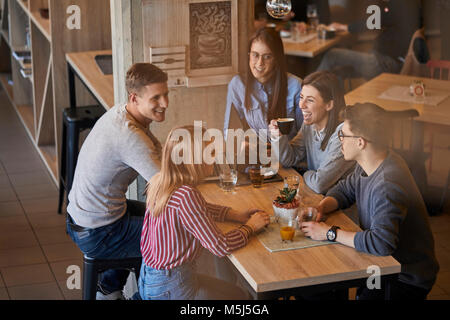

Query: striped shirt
[[140, 185, 250, 270]]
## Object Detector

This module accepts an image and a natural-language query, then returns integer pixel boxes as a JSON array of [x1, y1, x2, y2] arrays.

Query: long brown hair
[[302, 71, 346, 151], [146, 125, 209, 217], [244, 27, 288, 123]]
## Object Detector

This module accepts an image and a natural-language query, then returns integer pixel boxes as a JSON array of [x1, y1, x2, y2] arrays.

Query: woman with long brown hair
[[269, 71, 355, 194], [224, 27, 303, 141], [139, 125, 269, 300]]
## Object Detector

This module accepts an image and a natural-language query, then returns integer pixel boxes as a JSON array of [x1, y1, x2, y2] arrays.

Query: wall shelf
[[0, 72, 13, 101], [29, 9, 50, 41], [0, 0, 112, 186], [15, 103, 35, 139], [1, 29, 9, 46]]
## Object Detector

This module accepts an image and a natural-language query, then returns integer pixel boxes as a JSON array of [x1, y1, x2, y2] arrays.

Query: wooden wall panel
[[49, 0, 111, 164]]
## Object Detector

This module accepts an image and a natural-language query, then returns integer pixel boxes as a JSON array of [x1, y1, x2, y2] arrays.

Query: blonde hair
[[146, 125, 210, 217]]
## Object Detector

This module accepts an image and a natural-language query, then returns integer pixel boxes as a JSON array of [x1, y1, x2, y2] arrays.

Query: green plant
[[274, 187, 298, 206]]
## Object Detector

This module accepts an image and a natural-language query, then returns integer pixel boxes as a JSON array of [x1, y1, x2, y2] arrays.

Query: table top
[[66, 50, 114, 110], [197, 168, 400, 294], [345, 73, 450, 127], [282, 31, 350, 58]]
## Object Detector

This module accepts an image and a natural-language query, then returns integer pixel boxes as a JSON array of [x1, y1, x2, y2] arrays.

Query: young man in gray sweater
[[66, 63, 168, 299], [301, 103, 439, 300]]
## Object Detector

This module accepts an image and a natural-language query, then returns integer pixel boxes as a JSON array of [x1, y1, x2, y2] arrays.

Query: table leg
[[68, 63, 77, 110], [411, 121, 425, 153]]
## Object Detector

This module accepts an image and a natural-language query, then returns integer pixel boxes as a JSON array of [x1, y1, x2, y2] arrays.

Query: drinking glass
[[248, 165, 264, 188], [298, 207, 318, 227], [219, 168, 237, 192], [280, 216, 296, 242], [284, 175, 300, 190], [307, 4, 319, 31]]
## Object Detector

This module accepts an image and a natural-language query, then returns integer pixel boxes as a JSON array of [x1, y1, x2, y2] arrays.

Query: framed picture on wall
[[143, 0, 239, 87], [187, 0, 238, 83]]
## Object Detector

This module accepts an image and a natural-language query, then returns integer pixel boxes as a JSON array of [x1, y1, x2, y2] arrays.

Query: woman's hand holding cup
[[269, 120, 281, 139]]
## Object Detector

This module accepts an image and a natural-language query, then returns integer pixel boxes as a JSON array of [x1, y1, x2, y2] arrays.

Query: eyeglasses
[[338, 129, 371, 142], [249, 51, 274, 62]]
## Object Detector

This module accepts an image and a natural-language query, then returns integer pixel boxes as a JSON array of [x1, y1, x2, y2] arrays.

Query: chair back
[[387, 109, 429, 197], [388, 109, 419, 151], [427, 60, 450, 80]]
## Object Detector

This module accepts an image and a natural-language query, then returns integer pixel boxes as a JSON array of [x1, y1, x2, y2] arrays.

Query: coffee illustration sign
[[190, 1, 232, 70]]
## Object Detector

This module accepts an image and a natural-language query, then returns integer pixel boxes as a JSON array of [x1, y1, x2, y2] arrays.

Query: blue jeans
[[67, 200, 146, 294], [138, 261, 249, 300], [317, 48, 402, 80]]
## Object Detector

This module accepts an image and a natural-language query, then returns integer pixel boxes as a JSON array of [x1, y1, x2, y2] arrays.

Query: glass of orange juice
[[280, 217, 296, 242]]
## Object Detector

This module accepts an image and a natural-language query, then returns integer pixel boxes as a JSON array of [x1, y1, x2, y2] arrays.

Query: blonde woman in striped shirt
[[139, 125, 270, 300]]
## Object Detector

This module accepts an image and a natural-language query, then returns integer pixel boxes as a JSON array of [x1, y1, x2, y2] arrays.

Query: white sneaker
[[96, 289, 124, 300]]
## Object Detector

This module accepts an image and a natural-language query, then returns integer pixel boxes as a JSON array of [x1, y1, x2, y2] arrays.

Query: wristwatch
[[327, 226, 340, 242]]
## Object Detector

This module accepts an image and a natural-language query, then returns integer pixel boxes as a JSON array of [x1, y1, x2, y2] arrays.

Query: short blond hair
[[125, 63, 168, 96]]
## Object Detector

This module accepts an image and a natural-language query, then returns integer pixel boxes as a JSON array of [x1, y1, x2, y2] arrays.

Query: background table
[[345, 73, 450, 128], [282, 31, 350, 79], [66, 50, 114, 111], [197, 168, 400, 299], [282, 31, 350, 58]]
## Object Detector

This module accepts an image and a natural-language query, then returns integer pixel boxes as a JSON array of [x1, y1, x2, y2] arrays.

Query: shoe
[[96, 290, 124, 300], [96, 285, 124, 300]]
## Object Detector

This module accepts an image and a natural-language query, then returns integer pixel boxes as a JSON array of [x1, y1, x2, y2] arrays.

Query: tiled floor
[[0, 89, 83, 300], [0, 87, 449, 300]]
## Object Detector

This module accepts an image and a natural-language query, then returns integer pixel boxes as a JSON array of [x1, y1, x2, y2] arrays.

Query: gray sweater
[[67, 104, 162, 229], [274, 123, 355, 194], [327, 151, 439, 290]]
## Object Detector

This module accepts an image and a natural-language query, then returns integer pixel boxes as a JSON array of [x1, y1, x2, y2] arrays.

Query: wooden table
[[282, 32, 350, 58], [345, 73, 450, 127], [197, 168, 401, 299], [66, 50, 114, 110], [345, 73, 450, 160]]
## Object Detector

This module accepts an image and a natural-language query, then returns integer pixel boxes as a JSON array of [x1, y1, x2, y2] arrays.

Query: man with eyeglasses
[[300, 102, 439, 300]]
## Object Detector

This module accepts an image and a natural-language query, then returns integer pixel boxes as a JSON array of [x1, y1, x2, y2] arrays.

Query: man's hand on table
[[301, 222, 330, 241], [302, 197, 357, 248], [299, 196, 338, 241]]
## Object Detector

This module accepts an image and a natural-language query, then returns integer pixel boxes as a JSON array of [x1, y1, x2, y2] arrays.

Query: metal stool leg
[[82, 258, 98, 300], [66, 123, 80, 195], [58, 122, 67, 214]]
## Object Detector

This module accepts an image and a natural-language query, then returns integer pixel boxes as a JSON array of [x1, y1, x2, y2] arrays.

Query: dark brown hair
[[302, 71, 346, 151], [341, 103, 392, 149], [244, 27, 288, 123], [126, 63, 168, 96]]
